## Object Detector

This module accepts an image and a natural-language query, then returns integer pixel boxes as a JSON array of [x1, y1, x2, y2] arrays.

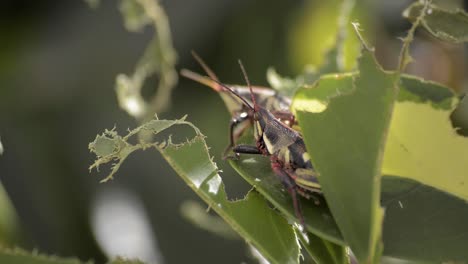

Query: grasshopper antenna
[[238, 60, 258, 112], [209, 78, 254, 110], [191, 51, 218, 82], [180, 69, 216, 88], [189, 50, 226, 92]]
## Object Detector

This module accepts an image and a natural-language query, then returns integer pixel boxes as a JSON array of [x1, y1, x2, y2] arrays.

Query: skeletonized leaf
[[404, 2, 468, 43]]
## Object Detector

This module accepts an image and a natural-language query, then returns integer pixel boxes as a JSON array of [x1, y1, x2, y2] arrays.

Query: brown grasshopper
[[181, 52, 296, 158], [209, 61, 321, 227]]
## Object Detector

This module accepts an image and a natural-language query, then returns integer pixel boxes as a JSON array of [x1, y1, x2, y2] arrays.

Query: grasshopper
[[209, 61, 321, 227], [181, 52, 296, 157]]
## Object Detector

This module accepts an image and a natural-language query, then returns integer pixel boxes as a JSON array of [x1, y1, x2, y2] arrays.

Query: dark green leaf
[[230, 156, 344, 245], [382, 176, 468, 262], [292, 49, 398, 263], [403, 2, 468, 43], [298, 230, 348, 264], [451, 94, 468, 136], [291, 63, 468, 262], [399, 74, 455, 110]]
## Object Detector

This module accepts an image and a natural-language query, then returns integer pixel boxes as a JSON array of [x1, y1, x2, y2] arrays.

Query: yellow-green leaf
[[383, 77, 468, 201]]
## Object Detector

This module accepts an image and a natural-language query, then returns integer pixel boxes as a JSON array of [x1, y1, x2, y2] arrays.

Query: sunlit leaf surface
[[383, 77, 468, 201], [89, 117, 302, 264]]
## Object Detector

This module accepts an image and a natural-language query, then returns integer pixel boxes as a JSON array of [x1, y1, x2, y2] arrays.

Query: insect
[[210, 60, 322, 227], [181, 52, 296, 157]]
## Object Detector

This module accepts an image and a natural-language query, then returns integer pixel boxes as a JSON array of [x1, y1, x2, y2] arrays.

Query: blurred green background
[[0, 0, 467, 263]]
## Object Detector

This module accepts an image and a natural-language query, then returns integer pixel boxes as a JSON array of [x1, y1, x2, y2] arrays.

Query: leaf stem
[[397, 0, 432, 75]]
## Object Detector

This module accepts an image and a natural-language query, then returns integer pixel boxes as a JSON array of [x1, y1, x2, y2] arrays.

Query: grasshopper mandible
[[210, 61, 321, 227], [181, 52, 296, 157]]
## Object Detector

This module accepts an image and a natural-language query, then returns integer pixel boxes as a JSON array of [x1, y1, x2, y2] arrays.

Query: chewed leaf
[[119, 0, 151, 32], [399, 75, 455, 110], [293, 49, 397, 263], [113, 0, 177, 120], [89, 117, 302, 263], [383, 76, 468, 201], [293, 63, 468, 262], [403, 2, 468, 43]]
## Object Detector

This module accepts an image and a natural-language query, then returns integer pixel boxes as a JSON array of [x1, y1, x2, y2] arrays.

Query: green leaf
[[180, 200, 239, 240], [0, 184, 19, 246], [292, 49, 398, 263], [403, 2, 468, 43], [297, 230, 348, 264], [291, 65, 468, 262], [0, 248, 89, 264], [383, 76, 468, 201], [381, 256, 435, 264], [451, 95, 468, 136], [230, 156, 344, 245], [89, 117, 302, 264], [381, 176, 468, 262]]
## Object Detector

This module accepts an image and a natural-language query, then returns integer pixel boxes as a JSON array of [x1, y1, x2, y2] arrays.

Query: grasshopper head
[[252, 108, 269, 141]]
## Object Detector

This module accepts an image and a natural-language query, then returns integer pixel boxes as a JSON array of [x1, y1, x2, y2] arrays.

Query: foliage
[[115, 0, 178, 121], [86, 0, 468, 263], [2, 0, 468, 263]]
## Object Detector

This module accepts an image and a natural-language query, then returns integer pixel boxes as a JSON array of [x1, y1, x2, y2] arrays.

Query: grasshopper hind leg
[[270, 158, 306, 229]]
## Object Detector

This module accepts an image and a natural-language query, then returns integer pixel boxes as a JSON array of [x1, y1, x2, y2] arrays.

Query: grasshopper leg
[[271, 158, 305, 229], [284, 169, 321, 205], [232, 144, 263, 155], [223, 112, 251, 159]]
